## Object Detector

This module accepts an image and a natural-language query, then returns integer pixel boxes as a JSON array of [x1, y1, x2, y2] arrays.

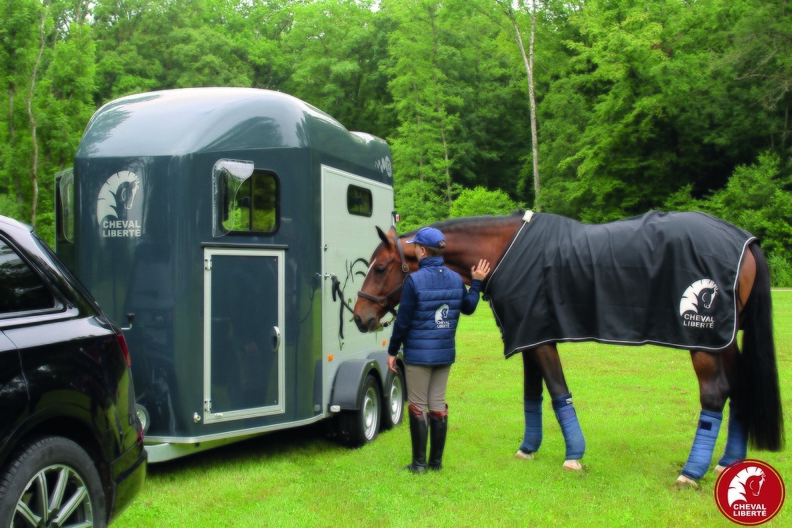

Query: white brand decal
[[97, 170, 142, 238], [435, 304, 451, 329], [679, 279, 719, 330]]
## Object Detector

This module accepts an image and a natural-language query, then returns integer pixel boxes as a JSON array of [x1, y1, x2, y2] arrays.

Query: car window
[[0, 239, 55, 314]]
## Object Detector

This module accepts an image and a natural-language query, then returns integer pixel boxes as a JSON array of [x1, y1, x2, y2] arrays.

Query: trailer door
[[202, 247, 285, 423], [321, 166, 393, 404]]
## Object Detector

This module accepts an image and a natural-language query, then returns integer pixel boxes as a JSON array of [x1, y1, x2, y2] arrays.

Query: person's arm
[[387, 277, 417, 357], [461, 259, 491, 315]]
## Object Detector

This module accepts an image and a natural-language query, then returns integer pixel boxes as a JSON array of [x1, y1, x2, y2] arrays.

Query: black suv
[[0, 215, 146, 526]]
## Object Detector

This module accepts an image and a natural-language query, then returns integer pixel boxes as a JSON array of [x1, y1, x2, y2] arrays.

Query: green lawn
[[115, 292, 792, 527]]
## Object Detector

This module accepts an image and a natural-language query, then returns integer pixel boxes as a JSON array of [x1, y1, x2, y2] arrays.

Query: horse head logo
[[679, 279, 719, 316], [96, 170, 141, 224], [435, 304, 451, 329], [728, 466, 766, 506]]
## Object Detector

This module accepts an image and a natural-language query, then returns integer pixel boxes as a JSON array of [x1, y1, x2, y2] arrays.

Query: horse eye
[[375, 267, 387, 275]]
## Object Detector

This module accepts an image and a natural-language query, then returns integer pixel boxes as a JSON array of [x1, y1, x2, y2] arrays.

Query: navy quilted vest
[[402, 260, 465, 366]]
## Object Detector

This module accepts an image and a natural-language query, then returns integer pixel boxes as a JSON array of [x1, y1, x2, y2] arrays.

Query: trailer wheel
[[381, 365, 404, 430], [341, 374, 381, 447]]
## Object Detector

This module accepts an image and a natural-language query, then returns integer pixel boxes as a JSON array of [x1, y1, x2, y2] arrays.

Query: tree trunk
[[26, 8, 47, 226], [511, 4, 540, 211]]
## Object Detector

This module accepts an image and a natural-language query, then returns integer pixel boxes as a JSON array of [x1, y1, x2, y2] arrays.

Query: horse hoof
[[674, 475, 700, 490], [713, 465, 726, 475], [562, 460, 584, 471], [514, 450, 535, 460]]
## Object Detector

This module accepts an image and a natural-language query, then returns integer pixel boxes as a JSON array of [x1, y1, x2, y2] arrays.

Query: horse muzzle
[[353, 314, 380, 333]]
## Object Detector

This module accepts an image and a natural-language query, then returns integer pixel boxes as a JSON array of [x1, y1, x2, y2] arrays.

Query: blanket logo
[[435, 304, 451, 329], [679, 279, 719, 330]]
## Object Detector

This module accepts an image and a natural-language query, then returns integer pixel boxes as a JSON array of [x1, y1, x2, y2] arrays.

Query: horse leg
[[525, 344, 586, 470], [714, 343, 748, 474], [677, 350, 729, 487], [514, 350, 544, 460]]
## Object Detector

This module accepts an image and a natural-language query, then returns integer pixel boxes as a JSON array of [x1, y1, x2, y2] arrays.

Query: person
[[386, 226, 491, 473]]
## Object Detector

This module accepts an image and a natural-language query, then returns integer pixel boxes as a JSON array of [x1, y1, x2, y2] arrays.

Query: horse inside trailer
[[55, 88, 405, 462]]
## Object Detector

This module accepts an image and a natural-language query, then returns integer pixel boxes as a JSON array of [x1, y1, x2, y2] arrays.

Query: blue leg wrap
[[552, 393, 585, 460], [718, 404, 748, 468], [519, 396, 543, 454], [681, 410, 723, 480]]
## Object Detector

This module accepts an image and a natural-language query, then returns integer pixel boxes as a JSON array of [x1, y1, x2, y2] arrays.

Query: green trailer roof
[[77, 87, 387, 163]]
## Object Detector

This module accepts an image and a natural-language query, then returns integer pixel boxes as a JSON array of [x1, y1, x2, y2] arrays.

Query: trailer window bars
[[347, 185, 373, 217], [213, 159, 280, 238]]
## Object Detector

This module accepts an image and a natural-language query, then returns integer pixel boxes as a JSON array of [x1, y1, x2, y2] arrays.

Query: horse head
[[747, 474, 766, 497], [679, 279, 719, 315], [353, 226, 416, 333], [701, 284, 718, 309]]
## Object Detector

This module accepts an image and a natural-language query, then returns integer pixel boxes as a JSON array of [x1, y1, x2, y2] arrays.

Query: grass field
[[114, 292, 792, 527]]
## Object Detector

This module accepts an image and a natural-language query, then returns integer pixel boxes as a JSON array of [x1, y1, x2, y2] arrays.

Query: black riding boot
[[405, 405, 427, 473], [428, 407, 448, 471]]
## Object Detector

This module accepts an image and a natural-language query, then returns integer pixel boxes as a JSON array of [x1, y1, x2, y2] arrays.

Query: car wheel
[[0, 436, 106, 527], [341, 374, 381, 447], [381, 365, 404, 430]]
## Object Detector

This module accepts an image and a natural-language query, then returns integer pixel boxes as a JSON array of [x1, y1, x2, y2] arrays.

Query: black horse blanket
[[483, 211, 754, 357]]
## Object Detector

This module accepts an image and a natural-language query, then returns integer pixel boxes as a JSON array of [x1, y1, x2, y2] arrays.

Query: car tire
[[0, 436, 106, 527], [340, 374, 381, 447], [381, 365, 405, 430]]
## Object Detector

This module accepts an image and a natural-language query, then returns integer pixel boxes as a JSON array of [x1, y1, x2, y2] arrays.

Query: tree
[[497, 0, 541, 209], [450, 186, 518, 217], [281, 0, 386, 134]]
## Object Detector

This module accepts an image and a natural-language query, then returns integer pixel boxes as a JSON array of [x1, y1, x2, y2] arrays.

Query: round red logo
[[715, 459, 785, 525]]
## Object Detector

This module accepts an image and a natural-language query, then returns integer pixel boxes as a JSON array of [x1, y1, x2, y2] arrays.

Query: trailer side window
[[347, 185, 372, 217], [213, 159, 279, 237], [55, 168, 75, 243]]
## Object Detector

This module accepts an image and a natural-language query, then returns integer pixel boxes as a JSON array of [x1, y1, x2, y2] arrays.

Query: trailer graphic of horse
[[55, 88, 404, 462]]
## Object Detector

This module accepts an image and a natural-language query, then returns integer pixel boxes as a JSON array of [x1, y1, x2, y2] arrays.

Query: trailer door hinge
[[204, 258, 212, 271]]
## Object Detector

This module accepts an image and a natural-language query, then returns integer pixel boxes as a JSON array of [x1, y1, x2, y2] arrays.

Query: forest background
[[1, 0, 791, 285]]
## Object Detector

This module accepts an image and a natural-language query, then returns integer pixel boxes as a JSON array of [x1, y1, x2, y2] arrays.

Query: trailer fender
[[367, 351, 405, 393], [329, 358, 383, 411]]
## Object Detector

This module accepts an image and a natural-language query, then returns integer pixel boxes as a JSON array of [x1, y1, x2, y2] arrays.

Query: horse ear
[[387, 226, 397, 239], [376, 226, 391, 246]]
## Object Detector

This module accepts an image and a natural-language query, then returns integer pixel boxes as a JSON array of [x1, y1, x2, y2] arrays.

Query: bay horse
[[352, 211, 784, 487]]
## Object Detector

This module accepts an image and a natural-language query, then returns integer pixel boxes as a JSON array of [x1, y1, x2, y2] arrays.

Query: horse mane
[[399, 210, 525, 238]]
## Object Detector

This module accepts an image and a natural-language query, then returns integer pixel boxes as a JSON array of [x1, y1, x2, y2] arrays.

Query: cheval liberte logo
[[374, 156, 393, 179], [97, 171, 142, 238], [715, 459, 785, 525], [435, 304, 451, 329], [679, 279, 719, 330]]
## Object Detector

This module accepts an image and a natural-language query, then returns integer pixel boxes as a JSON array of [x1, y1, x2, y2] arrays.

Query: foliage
[[0, 0, 789, 275], [450, 186, 519, 218], [393, 178, 447, 234]]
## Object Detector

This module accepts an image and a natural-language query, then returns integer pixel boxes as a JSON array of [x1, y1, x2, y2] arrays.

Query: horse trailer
[[55, 88, 404, 462]]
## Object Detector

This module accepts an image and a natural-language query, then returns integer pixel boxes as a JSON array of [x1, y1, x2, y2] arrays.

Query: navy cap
[[406, 227, 446, 248]]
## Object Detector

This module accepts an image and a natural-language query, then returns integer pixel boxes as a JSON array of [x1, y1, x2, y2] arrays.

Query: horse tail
[[741, 242, 784, 451]]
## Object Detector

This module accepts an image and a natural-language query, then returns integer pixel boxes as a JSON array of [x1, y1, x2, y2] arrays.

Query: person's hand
[[387, 354, 398, 374], [471, 259, 491, 281]]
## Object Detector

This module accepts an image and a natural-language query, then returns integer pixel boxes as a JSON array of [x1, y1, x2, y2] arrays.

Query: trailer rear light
[[116, 333, 132, 367]]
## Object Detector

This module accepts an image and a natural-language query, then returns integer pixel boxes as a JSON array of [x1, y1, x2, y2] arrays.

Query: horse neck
[[434, 216, 522, 283]]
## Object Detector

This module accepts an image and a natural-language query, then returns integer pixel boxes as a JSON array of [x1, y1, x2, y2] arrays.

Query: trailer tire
[[340, 374, 381, 447], [381, 365, 404, 430]]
